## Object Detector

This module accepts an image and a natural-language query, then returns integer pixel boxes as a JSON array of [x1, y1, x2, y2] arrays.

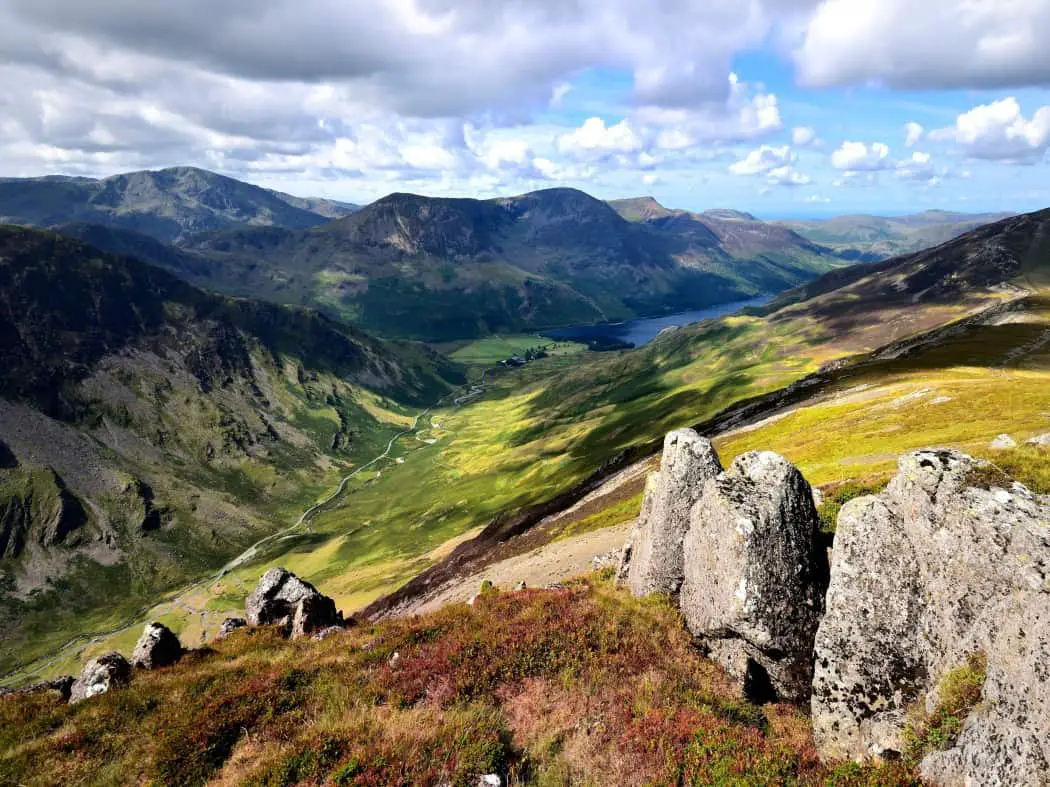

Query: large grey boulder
[[617, 429, 723, 598], [812, 449, 1050, 784], [131, 622, 183, 670], [246, 567, 341, 638], [679, 451, 827, 703], [69, 652, 131, 704]]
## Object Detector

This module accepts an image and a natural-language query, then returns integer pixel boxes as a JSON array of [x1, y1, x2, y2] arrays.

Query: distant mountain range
[[0, 167, 358, 244], [774, 210, 1015, 260], [2, 166, 1011, 343]]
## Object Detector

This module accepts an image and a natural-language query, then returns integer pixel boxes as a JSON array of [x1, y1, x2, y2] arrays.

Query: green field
[[449, 334, 586, 365]]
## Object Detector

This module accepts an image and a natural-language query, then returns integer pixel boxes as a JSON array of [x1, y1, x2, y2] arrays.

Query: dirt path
[[403, 520, 633, 616]]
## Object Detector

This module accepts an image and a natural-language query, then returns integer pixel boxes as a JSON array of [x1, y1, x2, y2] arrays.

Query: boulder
[[69, 652, 131, 704], [989, 434, 1017, 450], [811, 449, 1050, 784], [0, 676, 73, 703], [217, 617, 248, 639], [679, 451, 828, 703], [1026, 433, 1050, 447], [131, 622, 183, 670], [246, 567, 341, 638], [617, 429, 723, 598]]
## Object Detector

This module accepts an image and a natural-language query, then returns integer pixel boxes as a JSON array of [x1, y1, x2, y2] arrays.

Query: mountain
[[0, 167, 344, 243], [0, 225, 462, 674], [609, 196, 835, 266], [775, 210, 1016, 260], [266, 190, 360, 219], [177, 189, 846, 341]]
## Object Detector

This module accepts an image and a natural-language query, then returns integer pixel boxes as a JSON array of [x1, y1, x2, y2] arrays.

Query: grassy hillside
[[0, 576, 912, 786], [0, 226, 463, 678]]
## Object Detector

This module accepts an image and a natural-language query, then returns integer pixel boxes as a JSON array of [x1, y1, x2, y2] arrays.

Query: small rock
[[989, 434, 1017, 450], [1026, 433, 1050, 446], [513, 581, 527, 592], [478, 776, 502, 787], [618, 429, 723, 598], [217, 617, 248, 639], [131, 622, 183, 670], [591, 549, 621, 572], [812, 487, 825, 508], [69, 653, 131, 704], [929, 396, 954, 405], [389, 651, 401, 668], [312, 626, 344, 642]]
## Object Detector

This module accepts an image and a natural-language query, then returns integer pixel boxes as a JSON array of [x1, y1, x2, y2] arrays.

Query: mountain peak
[[608, 196, 677, 222], [702, 208, 759, 222]]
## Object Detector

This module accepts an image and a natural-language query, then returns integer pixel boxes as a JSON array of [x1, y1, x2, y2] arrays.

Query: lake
[[541, 296, 773, 349]]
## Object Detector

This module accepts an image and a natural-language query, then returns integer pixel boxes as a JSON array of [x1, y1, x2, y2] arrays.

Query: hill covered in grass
[[0, 576, 913, 786], [0, 226, 462, 678]]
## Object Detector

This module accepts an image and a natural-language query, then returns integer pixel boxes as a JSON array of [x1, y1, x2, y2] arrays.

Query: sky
[[2, 0, 1050, 217]]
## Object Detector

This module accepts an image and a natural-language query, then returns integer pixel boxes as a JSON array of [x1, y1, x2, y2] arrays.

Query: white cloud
[[904, 122, 925, 147], [729, 145, 795, 175], [895, 151, 938, 182], [791, 126, 818, 146], [767, 165, 811, 186], [931, 97, 1050, 161], [803, 195, 830, 204], [642, 173, 660, 186], [794, 0, 1050, 91], [831, 140, 892, 170], [558, 117, 642, 156], [729, 144, 809, 187]]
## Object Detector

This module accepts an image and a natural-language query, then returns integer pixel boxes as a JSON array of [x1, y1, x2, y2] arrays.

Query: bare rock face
[[69, 652, 131, 703], [246, 567, 341, 638], [617, 429, 723, 598], [679, 451, 827, 703], [812, 449, 1050, 784], [217, 617, 248, 639], [131, 622, 183, 669]]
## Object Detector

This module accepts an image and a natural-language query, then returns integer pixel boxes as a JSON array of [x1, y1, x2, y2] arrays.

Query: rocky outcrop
[[0, 468, 89, 559], [1027, 433, 1050, 447], [69, 652, 131, 703], [0, 676, 73, 703], [246, 567, 341, 637], [131, 622, 183, 670], [617, 430, 722, 597], [679, 451, 827, 703], [812, 450, 1050, 784], [217, 617, 248, 639]]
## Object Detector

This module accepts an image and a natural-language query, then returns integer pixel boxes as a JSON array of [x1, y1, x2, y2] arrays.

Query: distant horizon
[[0, 163, 1030, 223]]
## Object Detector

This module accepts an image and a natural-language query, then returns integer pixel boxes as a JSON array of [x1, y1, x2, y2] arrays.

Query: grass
[[450, 335, 586, 366], [0, 577, 916, 786], [903, 652, 987, 763]]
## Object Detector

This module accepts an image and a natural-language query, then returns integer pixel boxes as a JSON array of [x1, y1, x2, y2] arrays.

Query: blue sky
[[2, 0, 1050, 218]]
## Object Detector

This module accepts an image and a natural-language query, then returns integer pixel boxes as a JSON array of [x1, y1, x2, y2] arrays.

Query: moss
[[904, 652, 988, 762], [816, 478, 892, 533]]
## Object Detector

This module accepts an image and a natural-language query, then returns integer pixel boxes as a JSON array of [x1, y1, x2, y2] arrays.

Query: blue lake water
[[541, 296, 773, 349]]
